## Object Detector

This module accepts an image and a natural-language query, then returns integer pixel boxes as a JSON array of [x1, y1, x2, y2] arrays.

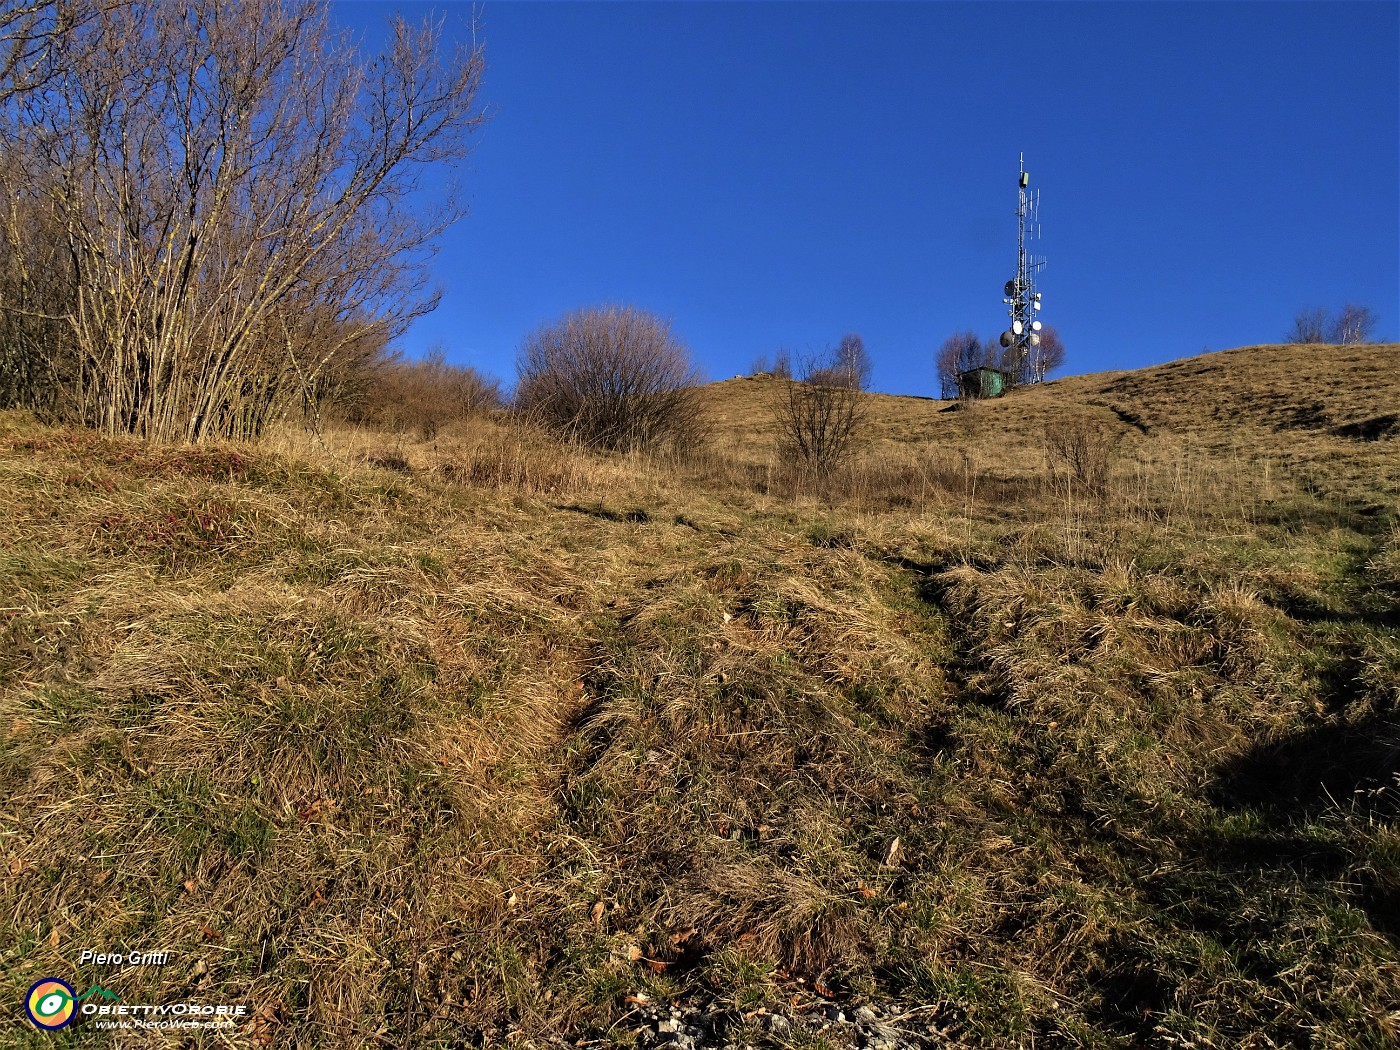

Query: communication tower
[[999, 153, 1047, 383]]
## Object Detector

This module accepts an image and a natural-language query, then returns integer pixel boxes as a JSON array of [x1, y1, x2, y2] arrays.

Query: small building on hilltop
[[957, 366, 1011, 400]]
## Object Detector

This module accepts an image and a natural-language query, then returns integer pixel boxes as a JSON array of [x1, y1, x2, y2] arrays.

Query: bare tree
[[771, 346, 792, 380], [514, 304, 708, 453], [936, 331, 986, 399], [1286, 304, 1378, 345], [748, 346, 792, 380], [0, 0, 488, 440], [1028, 324, 1065, 382], [1287, 307, 1329, 343], [771, 346, 867, 471], [1330, 304, 1377, 345], [0, 0, 120, 107], [819, 332, 872, 390]]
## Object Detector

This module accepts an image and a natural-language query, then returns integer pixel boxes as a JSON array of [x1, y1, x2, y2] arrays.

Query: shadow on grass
[[1208, 713, 1400, 940], [1210, 714, 1400, 821]]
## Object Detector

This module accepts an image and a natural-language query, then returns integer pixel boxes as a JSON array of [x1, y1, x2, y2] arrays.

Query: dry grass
[[2, 343, 1399, 1047]]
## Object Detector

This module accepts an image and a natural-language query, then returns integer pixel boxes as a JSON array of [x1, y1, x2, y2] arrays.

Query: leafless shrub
[[1287, 307, 1329, 344], [346, 347, 501, 440], [514, 304, 709, 454], [1287, 304, 1377, 345], [0, 0, 488, 441], [748, 347, 793, 380], [0, 157, 75, 415], [1043, 416, 1122, 497], [771, 348, 868, 473]]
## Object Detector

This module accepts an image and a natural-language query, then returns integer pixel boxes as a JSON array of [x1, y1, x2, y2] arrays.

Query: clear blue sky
[[332, 1, 1399, 396]]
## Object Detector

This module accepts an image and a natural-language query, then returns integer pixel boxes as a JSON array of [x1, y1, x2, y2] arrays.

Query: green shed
[[957, 366, 1011, 399]]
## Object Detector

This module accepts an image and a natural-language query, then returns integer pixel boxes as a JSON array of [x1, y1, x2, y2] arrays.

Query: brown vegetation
[[344, 348, 501, 440], [2, 342, 1398, 1047], [0, 0, 487, 440], [515, 304, 709, 454], [769, 347, 869, 476]]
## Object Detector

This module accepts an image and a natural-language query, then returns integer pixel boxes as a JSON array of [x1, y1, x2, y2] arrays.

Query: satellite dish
[[1011, 320, 1024, 336], [1028, 333, 1041, 346], [1033, 300, 1042, 310], [1004, 280, 1016, 297], [999, 331, 1013, 348], [1031, 320, 1042, 332]]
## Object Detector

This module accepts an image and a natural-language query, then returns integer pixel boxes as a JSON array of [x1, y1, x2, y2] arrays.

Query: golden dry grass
[[2, 343, 1398, 1048]]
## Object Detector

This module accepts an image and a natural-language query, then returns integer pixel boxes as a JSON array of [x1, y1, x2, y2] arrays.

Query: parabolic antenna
[[1004, 280, 1016, 297], [1028, 333, 1041, 347], [1031, 320, 1042, 332], [1011, 320, 1024, 336], [1000, 331, 1013, 348]]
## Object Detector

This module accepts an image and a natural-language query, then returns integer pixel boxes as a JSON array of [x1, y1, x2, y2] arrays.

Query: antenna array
[[999, 152, 1047, 382]]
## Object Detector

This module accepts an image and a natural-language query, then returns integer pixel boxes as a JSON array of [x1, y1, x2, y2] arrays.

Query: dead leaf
[[506, 891, 518, 909], [625, 944, 642, 962], [882, 836, 903, 867], [8, 856, 28, 876], [49, 927, 61, 948], [643, 957, 667, 973], [624, 993, 650, 1005], [200, 923, 222, 941], [183, 878, 199, 894], [858, 882, 877, 900], [814, 979, 835, 997], [669, 927, 697, 948], [589, 901, 605, 925]]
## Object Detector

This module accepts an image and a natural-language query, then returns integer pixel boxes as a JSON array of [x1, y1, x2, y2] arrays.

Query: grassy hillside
[[2, 344, 1398, 1047]]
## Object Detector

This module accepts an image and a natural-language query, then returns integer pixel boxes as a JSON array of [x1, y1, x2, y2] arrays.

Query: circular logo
[[26, 978, 77, 1030]]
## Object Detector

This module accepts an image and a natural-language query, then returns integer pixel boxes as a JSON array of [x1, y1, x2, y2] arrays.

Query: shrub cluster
[[345, 350, 501, 440], [1042, 416, 1122, 497]]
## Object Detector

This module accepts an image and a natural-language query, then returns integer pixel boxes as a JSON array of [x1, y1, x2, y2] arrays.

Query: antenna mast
[[1000, 153, 1047, 383]]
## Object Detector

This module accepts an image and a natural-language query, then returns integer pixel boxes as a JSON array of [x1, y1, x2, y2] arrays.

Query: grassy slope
[[2, 343, 1398, 1048]]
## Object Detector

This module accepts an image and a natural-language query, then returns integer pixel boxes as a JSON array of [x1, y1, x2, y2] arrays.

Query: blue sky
[[332, 1, 1399, 396]]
